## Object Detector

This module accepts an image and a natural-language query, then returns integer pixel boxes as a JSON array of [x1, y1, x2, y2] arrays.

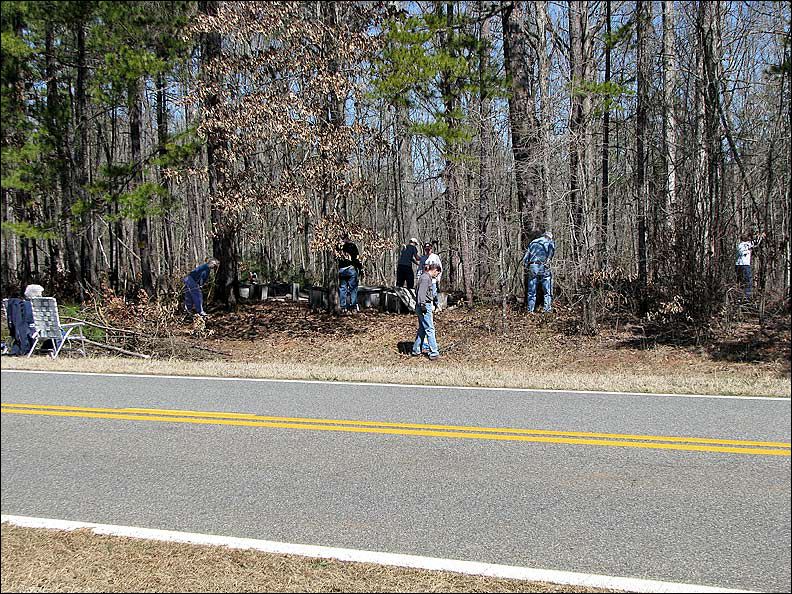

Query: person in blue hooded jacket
[[184, 258, 219, 316], [522, 231, 555, 313]]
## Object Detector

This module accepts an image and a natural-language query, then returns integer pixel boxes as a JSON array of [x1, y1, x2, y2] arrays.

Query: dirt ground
[[6, 297, 788, 395], [169, 299, 790, 396], [198, 300, 789, 366]]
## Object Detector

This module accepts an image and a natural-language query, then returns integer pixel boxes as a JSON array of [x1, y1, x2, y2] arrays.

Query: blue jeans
[[183, 276, 204, 314], [526, 264, 552, 312], [412, 303, 439, 357], [339, 266, 359, 309], [420, 283, 439, 350], [736, 265, 752, 299]]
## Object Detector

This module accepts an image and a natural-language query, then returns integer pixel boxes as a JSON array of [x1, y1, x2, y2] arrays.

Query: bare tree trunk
[[156, 69, 175, 288], [396, 104, 418, 242], [477, 2, 492, 290], [600, 0, 611, 268], [697, 1, 726, 302], [437, 1, 474, 304], [45, 22, 66, 286], [130, 78, 154, 296], [321, 0, 345, 313], [662, 0, 677, 243], [200, 0, 237, 309], [74, 17, 94, 295], [535, 0, 551, 232], [635, 0, 649, 292], [568, 0, 587, 268], [502, 0, 538, 250]]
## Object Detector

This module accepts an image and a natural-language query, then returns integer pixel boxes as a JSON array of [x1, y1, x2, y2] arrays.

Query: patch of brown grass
[[1, 524, 615, 593], [3, 301, 789, 397]]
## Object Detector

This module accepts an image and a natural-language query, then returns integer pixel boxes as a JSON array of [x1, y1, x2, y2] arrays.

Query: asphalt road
[[1, 370, 790, 592]]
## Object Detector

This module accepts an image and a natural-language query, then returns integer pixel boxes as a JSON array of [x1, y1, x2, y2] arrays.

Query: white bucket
[[239, 286, 250, 299]]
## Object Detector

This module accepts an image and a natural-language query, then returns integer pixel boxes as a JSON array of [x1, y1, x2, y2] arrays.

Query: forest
[[2, 0, 790, 330]]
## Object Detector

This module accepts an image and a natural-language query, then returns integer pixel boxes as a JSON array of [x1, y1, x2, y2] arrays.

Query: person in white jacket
[[417, 242, 442, 301], [735, 231, 765, 299]]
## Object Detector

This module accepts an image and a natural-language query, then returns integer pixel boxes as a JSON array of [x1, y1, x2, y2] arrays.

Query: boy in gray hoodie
[[411, 263, 442, 360]]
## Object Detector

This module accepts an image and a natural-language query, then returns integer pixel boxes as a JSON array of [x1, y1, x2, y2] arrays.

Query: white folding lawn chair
[[28, 297, 87, 358]]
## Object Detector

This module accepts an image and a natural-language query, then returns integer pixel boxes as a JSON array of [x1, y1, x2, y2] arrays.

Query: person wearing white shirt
[[735, 231, 765, 299], [417, 242, 442, 300]]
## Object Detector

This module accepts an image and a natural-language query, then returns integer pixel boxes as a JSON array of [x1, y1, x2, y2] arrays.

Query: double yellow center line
[[2, 402, 790, 456]]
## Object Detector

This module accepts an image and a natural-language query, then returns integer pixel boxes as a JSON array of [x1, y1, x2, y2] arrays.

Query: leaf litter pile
[[187, 300, 790, 376]]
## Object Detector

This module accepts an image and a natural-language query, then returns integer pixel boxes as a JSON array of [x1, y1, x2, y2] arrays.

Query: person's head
[[409, 237, 418, 247], [427, 263, 442, 278], [207, 258, 220, 269], [24, 284, 44, 300], [423, 242, 433, 254], [740, 232, 752, 242], [543, 231, 553, 240]]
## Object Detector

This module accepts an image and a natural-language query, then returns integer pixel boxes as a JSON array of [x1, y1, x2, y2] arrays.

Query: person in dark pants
[[396, 238, 419, 289], [735, 231, 765, 299], [338, 236, 362, 313], [184, 258, 219, 316]]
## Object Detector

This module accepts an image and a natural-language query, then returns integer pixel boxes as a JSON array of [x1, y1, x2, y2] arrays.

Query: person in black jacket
[[396, 238, 419, 289], [338, 236, 362, 313]]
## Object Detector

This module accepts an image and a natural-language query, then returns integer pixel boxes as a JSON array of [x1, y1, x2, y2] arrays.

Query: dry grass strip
[[2, 356, 789, 398], [1, 524, 615, 593]]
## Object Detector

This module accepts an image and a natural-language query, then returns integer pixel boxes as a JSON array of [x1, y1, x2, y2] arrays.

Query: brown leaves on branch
[[311, 213, 394, 262], [186, 1, 388, 246]]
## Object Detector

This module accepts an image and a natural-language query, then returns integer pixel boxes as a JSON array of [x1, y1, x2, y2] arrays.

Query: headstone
[[357, 286, 382, 309], [384, 291, 401, 313], [394, 287, 416, 313], [309, 287, 328, 310]]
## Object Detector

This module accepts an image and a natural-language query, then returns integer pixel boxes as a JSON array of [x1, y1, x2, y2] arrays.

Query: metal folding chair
[[28, 297, 87, 358]]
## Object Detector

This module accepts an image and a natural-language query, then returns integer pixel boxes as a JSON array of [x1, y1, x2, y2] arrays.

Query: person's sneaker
[[428, 354, 440, 361], [410, 351, 421, 357]]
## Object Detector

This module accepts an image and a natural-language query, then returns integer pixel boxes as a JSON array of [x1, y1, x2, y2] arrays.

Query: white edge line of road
[[1, 369, 789, 401], [1, 514, 756, 594]]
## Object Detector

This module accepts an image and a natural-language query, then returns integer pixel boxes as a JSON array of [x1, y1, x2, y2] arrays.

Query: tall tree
[[198, 0, 236, 308], [599, 0, 611, 268], [502, 0, 538, 249], [662, 0, 677, 244], [635, 0, 649, 292]]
